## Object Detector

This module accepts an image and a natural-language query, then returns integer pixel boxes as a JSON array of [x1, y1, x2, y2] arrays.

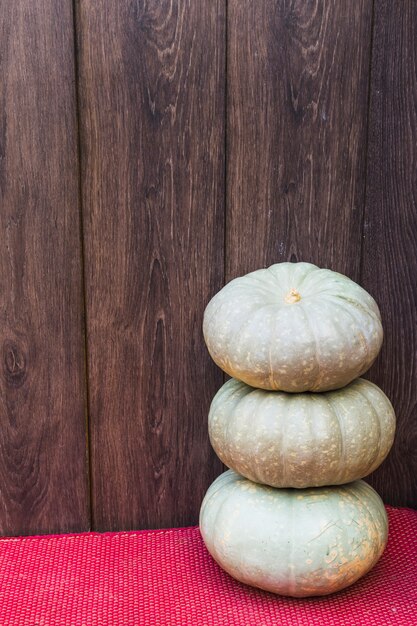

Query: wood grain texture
[[0, 1, 89, 534], [361, 1, 417, 508], [76, 0, 225, 530], [227, 0, 373, 281]]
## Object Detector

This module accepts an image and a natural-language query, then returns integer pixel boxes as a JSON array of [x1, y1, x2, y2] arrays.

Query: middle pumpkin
[[209, 377, 396, 488]]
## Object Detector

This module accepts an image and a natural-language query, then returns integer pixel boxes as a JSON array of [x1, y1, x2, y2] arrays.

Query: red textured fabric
[[0, 506, 415, 625]]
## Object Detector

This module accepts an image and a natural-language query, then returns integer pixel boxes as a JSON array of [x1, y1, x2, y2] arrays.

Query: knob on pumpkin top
[[203, 262, 383, 392]]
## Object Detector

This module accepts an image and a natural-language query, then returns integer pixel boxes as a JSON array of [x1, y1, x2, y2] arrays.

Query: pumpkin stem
[[284, 288, 301, 304]]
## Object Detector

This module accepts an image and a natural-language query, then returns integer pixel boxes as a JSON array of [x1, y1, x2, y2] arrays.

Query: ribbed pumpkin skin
[[200, 471, 388, 597], [209, 378, 396, 488], [203, 262, 383, 392]]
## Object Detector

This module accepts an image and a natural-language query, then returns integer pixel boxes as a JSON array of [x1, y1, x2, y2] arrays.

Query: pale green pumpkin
[[203, 262, 383, 392], [200, 470, 388, 597], [209, 377, 395, 488]]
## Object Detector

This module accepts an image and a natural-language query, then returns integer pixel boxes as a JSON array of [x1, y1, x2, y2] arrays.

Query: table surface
[[0, 505, 415, 626]]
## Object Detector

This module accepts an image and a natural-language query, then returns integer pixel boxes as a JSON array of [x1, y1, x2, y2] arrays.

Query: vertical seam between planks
[[71, 0, 94, 532], [359, 0, 376, 283], [222, 0, 228, 470], [224, 0, 228, 288]]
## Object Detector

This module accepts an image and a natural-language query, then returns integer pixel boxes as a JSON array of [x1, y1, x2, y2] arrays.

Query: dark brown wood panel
[[0, 1, 89, 534], [227, 1, 373, 281], [76, 0, 225, 530], [361, 1, 417, 508]]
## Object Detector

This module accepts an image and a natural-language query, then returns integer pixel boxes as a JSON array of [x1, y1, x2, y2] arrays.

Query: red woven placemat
[[0, 506, 415, 625]]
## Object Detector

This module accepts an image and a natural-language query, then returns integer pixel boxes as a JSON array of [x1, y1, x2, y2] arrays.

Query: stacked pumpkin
[[199, 262, 396, 597]]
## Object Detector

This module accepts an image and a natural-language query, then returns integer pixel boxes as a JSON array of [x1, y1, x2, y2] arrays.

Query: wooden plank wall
[[227, 1, 373, 280], [0, 0, 89, 535], [361, 0, 417, 507], [0, 1, 415, 534], [76, 0, 225, 531]]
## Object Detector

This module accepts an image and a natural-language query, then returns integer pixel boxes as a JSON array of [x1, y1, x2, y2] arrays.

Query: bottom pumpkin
[[199, 470, 388, 597]]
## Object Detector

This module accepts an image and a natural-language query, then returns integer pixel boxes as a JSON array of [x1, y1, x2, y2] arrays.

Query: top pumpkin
[[203, 262, 383, 392]]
